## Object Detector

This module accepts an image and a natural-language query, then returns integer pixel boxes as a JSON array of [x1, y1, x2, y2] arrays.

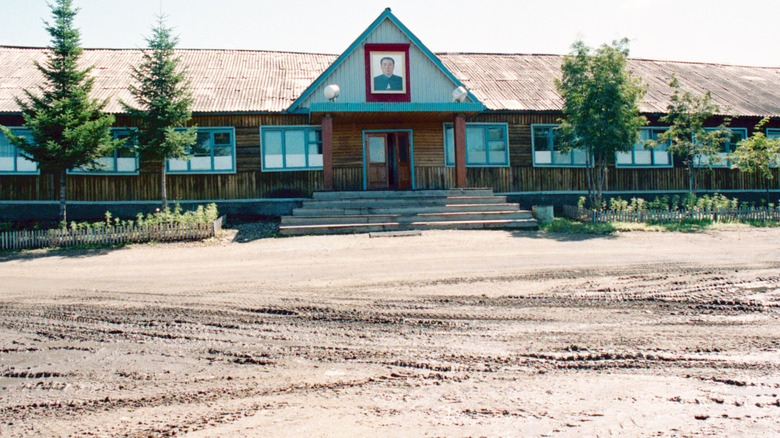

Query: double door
[[365, 131, 411, 190]]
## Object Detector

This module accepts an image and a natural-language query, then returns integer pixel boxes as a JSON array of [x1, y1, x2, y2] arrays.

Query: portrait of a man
[[374, 57, 402, 91], [370, 52, 406, 94]]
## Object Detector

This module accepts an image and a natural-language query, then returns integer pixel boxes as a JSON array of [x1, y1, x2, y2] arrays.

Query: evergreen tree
[[122, 16, 197, 210], [656, 75, 731, 196], [555, 39, 647, 209], [730, 118, 780, 202], [0, 0, 117, 223]]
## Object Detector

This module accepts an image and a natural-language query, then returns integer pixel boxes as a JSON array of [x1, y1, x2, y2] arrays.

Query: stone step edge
[[279, 218, 538, 231]]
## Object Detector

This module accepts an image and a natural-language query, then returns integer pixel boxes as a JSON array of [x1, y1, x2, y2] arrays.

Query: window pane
[[284, 130, 306, 168], [616, 152, 632, 165], [190, 157, 211, 170], [535, 151, 552, 164], [634, 150, 652, 165], [116, 157, 136, 172], [368, 136, 386, 163], [0, 133, 14, 158], [571, 149, 588, 165], [488, 140, 506, 164], [213, 143, 232, 157], [263, 130, 283, 169], [96, 156, 116, 172], [168, 159, 189, 171], [466, 127, 486, 164], [553, 151, 572, 165], [487, 127, 504, 141], [307, 141, 322, 167], [192, 132, 211, 157], [16, 157, 36, 172], [533, 127, 551, 152], [213, 132, 231, 145], [653, 151, 670, 165], [308, 130, 321, 143], [445, 127, 454, 165]]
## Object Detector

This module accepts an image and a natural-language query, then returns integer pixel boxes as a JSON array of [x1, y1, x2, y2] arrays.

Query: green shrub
[[63, 203, 219, 230]]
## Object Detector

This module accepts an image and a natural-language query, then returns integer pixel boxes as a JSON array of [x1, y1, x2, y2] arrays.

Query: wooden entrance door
[[365, 132, 411, 190]]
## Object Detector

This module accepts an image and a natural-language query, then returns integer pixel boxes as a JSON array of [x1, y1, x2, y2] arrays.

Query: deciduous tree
[[0, 0, 117, 223], [555, 39, 647, 209], [730, 118, 780, 202], [655, 75, 731, 196]]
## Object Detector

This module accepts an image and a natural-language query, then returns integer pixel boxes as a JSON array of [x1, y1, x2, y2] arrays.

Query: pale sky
[[1, 0, 778, 67]]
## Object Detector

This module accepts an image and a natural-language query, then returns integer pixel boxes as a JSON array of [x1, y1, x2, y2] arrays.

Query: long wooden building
[[2, 9, 780, 218]]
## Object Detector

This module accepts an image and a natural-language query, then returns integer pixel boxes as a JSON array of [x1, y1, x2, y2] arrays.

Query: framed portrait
[[364, 43, 411, 102]]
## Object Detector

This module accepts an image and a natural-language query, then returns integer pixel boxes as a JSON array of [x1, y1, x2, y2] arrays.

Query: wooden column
[[453, 114, 466, 188], [322, 114, 333, 190]]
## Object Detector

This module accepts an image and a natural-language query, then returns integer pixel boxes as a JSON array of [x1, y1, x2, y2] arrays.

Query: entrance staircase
[[279, 189, 537, 236]]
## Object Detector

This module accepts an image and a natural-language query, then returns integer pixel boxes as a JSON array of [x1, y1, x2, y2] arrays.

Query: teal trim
[[260, 125, 323, 172], [0, 127, 39, 175], [615, 127, 673, 169], [530, 124, 589, 168], [288, 8, 483, 112], [361, 129, 415, 190], [694, 127, 747, 168], [442, 123, 510, 167], [166, 127, 237, 174], [767, 128, 780, 139], [69, 128, 140, 175], [311, 102, 484, 113]]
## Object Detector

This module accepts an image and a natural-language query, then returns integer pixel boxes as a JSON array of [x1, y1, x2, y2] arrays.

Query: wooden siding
[[3, 166, 778, 202], [300, 18, 461, 108], [4, 112, 780, 202]]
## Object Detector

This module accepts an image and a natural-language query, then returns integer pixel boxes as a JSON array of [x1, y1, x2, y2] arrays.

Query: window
[[768, 129, 780, 140], [167, 127, 235, 173], [444, 123, 509, 166], [71, 128, 139, 174], [616, 127, 672, 167], [531, 124, 587, 166], [261, 126, 323, 171], [0, 128, 37, 174], [694, 127, 747, 167]]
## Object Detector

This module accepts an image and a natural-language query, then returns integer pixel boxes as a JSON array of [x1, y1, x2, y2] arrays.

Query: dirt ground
[[1, 226, 779, 437]]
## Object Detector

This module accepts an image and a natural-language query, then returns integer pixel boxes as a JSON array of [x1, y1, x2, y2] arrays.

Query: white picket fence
[[1, 216, 224, 251], [562, 206, 780, 223]]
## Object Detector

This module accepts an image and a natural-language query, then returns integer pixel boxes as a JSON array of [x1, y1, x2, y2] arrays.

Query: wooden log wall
[[3, 112, 780, 201]]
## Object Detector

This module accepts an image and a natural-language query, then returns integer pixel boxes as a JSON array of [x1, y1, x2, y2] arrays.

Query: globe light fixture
[[324, 84, 340, 101], [452, 86, 469, 103]]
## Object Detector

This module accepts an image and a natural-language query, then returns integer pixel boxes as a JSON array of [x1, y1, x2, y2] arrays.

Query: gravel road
[[1, 228, 779, 436]]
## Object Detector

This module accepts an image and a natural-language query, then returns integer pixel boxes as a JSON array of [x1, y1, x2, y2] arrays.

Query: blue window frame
[[0, 128, 38, 174], [260, 126, 323, 171], [694, 127, 747, 167], [616, 127, 672, 167], [767, 129, 780, 140], [444, 123, 509, 167], [167, 127, 236, 173], [71, 128, 139, 174], [531, 124, 587, 167]]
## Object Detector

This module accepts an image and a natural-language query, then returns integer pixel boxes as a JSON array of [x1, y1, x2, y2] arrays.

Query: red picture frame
[[364, 43, 411, 103]]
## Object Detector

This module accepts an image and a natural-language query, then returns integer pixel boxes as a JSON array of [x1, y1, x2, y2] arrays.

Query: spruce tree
[[122, 16, 197, 210], [0, 0, 117, 223]]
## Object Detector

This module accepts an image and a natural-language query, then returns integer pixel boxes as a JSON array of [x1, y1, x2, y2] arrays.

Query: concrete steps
[[279, 189, 537, 236]]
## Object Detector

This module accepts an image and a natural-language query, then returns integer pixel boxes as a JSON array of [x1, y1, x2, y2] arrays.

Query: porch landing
[[279, 189, 537, 236]]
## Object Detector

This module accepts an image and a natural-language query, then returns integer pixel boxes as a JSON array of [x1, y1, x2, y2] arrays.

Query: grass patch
[[539, 218, 617, 234], [540, 217, 780, 234]]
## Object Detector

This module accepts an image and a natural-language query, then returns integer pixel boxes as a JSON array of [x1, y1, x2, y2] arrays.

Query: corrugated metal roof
[[0, 47, 336, 114], [1, 46, 779, 117], [439, 53, 780, 117]]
